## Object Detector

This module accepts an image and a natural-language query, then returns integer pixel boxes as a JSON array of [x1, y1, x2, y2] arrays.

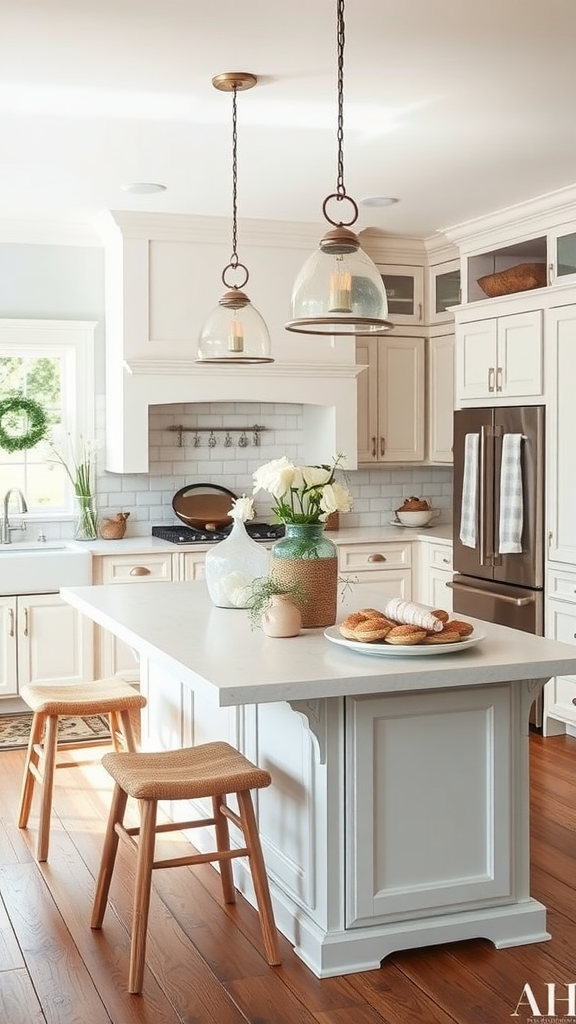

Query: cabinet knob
[[130, 566, 151, 576], [442, 557, 450, 565], [367, 553, 386, 563]]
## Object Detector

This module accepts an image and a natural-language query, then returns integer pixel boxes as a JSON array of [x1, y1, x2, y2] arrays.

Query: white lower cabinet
[[543, 567, 576, 735], [93, 551, 173, 677], [417, 541, 454, 614], [338, 541, 412, 600], [345, 685, 513, 926], [175, 551, 207, 581], [0, 593, 94, 698]]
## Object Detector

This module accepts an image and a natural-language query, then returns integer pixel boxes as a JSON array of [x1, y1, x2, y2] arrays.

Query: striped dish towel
[[498, 433, 523, 554], [459, 433, 479, 548]]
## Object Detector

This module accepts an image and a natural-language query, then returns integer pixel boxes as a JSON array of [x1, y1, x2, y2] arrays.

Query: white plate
[[324, 625, 485, 657], [389, 520, 432, 529]]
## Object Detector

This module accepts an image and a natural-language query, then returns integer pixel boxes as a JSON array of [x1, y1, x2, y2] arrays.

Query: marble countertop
[[61, 581, 576, 707], [79, 522, 453, 556]]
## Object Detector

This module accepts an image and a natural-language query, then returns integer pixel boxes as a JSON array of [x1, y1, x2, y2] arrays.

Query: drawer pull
[[130, 566, 151, 576], [367, 553, 386, 563]]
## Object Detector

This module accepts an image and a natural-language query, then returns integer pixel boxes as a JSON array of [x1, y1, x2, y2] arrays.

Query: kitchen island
[[62, 581, 576, 978]]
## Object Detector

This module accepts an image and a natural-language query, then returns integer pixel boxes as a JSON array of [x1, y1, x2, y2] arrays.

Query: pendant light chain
[[336, 0, 346, 200], [230, 84, 239, 270]]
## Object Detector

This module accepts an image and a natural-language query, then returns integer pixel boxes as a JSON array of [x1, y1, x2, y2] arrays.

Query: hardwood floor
[[1, 730, 575, 1024]]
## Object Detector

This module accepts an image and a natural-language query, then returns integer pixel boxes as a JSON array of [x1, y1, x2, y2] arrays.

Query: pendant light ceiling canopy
[[197, 72, 273, 364], [285, 0, 392, 337]]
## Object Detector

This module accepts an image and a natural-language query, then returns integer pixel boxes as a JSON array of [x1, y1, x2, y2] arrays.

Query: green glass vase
[[270, 523, 338, 628]]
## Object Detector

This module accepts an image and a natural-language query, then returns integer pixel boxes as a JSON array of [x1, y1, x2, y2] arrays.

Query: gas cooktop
[[152, 523, 285, 545]]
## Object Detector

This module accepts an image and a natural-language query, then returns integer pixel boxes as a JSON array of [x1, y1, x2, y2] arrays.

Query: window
[[0, 319, 95, 515]]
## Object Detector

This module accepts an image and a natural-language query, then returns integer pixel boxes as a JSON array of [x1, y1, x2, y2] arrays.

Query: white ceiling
[[2, 0, 576, 242]]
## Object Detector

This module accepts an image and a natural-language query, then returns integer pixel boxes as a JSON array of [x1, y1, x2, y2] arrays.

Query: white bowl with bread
[[395, 496, 440, 527]]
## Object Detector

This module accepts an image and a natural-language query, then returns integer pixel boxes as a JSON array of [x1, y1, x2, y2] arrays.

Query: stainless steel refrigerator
[[451, 405, 545, 637]]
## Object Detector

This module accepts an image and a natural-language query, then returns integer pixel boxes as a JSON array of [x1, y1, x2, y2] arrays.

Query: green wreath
[[0, 395, 49, 453]]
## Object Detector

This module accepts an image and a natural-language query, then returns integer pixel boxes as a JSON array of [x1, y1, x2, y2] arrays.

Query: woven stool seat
[[18, 677, 146, 863], [102, 741, 271, 801], [21, 679, 146, 717], [92, 740, 281, 993]]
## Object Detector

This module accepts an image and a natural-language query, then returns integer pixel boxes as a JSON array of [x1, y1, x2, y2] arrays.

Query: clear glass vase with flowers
[[252, 454, 353, 627], [47, 435, 99, 540], [204, 495, 270, 608]]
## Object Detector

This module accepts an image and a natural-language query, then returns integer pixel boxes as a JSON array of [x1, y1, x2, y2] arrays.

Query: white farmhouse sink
[[0, 542, 92, 595]]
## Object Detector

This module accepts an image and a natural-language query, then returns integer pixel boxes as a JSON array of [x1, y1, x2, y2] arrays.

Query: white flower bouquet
[[252, 454, 352, 524]]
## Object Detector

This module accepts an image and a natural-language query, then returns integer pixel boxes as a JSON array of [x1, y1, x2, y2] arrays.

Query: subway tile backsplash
[[42, 399, 453, 539]]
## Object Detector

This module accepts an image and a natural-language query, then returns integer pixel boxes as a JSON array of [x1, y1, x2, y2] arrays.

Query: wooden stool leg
[[91, 783, 129, 928], [37, 715, 59, 862], [118, 708, 138, 752], [18, 712, 45, 829], [212, 795, 236, 904], [237, 789, 281, 966], [129, 799, 157, 995]]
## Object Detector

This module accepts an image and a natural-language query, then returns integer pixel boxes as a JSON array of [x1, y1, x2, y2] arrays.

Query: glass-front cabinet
[[378, 264, 424, 325], [551, 227, 576, 283], [428, 259, 461, 323]]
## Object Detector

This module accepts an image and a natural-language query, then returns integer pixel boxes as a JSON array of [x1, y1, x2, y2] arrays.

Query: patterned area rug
[[0, 713, 111, 750]]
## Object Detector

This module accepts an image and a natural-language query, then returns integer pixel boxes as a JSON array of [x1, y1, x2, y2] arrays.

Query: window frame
[[0, 318, 96, 520]]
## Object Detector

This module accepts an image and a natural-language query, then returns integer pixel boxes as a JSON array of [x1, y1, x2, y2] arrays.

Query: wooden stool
[[18, 679, 147, 862], [91, 741, 281, 993]]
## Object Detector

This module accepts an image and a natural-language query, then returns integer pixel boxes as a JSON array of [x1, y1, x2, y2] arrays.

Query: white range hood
[[107, 359, 364, 473], [98, 210, 364, 474]]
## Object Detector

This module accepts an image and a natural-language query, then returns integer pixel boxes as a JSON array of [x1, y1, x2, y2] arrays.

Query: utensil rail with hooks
[[167, 424, 267, 448]]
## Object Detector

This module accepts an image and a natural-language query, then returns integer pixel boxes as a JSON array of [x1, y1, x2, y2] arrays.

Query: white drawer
[[339, 542, 411, 573], [428, 543, 453, 572], [97, 553, 173, 584], [547, 568, 576, 604]]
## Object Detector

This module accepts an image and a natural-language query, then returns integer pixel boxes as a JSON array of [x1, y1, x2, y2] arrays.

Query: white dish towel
[[498, 433, 524, 554], [459, 433, 479, 548]]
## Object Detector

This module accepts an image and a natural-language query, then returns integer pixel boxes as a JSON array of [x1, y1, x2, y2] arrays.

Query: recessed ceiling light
[[359, 196, 399, 208], [120, 182, 167, 195]]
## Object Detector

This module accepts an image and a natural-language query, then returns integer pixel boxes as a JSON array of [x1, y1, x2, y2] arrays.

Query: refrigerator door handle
[[479, 425, 495, 567], [447, 580, 535, 607]]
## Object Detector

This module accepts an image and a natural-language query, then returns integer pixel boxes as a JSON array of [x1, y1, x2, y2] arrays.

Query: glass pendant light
[[197, 72, 273, 363], [285, 0, 392, 337]]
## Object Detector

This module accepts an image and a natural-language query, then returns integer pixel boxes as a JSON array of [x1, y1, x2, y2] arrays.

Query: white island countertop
[[61, 581, 576, 707]]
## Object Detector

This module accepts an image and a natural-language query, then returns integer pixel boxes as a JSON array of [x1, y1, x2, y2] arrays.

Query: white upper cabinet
[[427, 334, 454, 462], [356, 336, 425, 464], [455, 309, 543, 405]]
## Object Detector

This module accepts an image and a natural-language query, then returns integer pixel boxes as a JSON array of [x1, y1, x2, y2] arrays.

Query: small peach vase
[[261, 594, 302, 638]]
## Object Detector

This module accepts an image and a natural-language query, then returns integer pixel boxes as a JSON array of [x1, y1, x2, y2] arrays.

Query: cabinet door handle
[[488, 367, 495, 392], [23, 606, 29, 637], [371, 436, 377, 457], [8, 607, 14, 637], [418, 302, 422, 321], [380, 437, 385, 457], [496, 366, 503, 392], [548, 262, 554, 285], [367, 553, 386, 563], [130, 566, 151, 576]]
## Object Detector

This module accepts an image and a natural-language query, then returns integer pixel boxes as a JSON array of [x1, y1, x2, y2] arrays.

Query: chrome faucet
[[1, 488, 28, 544]]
